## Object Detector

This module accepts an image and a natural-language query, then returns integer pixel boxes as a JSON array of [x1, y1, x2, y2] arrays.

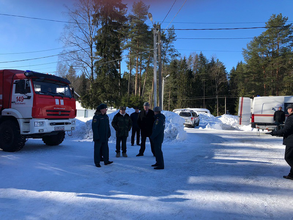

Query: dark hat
[[143, 102, 150, 107], [287, 104, 293, 109], [153, 106, 161, 112], [119, 106, 126, 110], [97, 103, 107, 110], [134, 106, 139, 109]]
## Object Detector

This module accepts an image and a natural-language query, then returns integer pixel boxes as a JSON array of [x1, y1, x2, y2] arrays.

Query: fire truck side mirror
[[71, 87, 75, 98]]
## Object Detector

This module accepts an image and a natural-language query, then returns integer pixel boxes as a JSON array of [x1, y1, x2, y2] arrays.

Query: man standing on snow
[[112, 106, 132, 157], [92, 103, 113, 167], [270, 104, 293, 180], [274, 106, 286, 130], [137, 102, 155, 157], [150, 106, 165, 170], [130, 107, 140, 146]]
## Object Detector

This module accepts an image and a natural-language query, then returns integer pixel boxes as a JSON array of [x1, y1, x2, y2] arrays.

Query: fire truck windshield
[[32, 79, 72, 98]]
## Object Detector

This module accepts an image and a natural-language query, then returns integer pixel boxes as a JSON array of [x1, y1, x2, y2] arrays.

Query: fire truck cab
[[0, 69, 76, 152]]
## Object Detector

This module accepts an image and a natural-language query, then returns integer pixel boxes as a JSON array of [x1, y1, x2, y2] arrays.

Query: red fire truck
[[0, 69, 76, 152]]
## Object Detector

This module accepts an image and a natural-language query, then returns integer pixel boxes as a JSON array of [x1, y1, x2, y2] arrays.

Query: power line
[[177, 48, 242, 52], [0, 61, 58, 69], [0, 47, 65, 55], [177, 37, 254, 40], [173, 26, 282, 31], [164, 0, 187, 31], [0, 50, 83, 64], [0, 44, 89, 55], [161, 0, 177, 24], [0, 13, 75, 24], [162, 21, 293, 24]]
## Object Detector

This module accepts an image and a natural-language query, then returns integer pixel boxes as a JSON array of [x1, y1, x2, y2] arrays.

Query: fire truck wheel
[[42, 131, 65, 146], [0, 120, 25, 152]]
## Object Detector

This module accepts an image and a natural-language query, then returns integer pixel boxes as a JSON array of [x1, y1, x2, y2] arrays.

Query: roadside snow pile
[[72, 108, 186, 142], [199, 113, 223, 130], [199, 113, 240, 130], [162, 110, 186, 141], [218, 114, 240, 130]]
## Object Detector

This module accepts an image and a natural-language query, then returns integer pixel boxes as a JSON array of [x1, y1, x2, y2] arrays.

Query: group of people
[[91, 102, 165, 169], [91, 101, 293, 179]]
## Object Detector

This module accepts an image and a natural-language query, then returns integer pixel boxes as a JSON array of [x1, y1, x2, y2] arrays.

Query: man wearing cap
[[137, 102, 155, 156], [130, 107, 140, 146], [270, 104, 293, 180], [112, 106, 132, 157], [274, 106, 285, 130], [92, 103, 113, 167], [150, 106, 165, 169]]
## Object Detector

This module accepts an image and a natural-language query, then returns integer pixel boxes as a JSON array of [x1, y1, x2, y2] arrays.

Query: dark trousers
[[285, 145, 293, 176], [275, 122, 284, 131], [154, 142, 164, 168], [116, 136, 127, 153], [131, 127, 140, 145], [139, 135, 155, 156], [94, 141, 109, 165]]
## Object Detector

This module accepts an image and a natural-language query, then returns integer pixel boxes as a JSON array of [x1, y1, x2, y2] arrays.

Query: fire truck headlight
[[34, 121, 45, 127]]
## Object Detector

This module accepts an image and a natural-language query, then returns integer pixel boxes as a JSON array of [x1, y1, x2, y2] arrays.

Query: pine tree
[[243, 14, 293, 96], [125, 1, 152, 96], [92, 0, 128, 108]]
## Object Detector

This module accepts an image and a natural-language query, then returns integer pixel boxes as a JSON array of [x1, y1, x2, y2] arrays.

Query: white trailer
[[238, 96, 293, 130]]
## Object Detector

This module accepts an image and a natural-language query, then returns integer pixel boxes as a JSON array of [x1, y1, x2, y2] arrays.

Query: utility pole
[[148, 13, 158, 108], [162, 74, 170, 110], [153, 24, 157, 108], [158, 24, 162, 108]]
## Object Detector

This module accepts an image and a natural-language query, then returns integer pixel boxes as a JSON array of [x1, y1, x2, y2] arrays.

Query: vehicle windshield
[[32, 79, 72, 98], [179, 112, 191, 117]]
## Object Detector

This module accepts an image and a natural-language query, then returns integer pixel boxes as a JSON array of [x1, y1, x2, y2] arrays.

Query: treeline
[[57, 0, 293, 116]]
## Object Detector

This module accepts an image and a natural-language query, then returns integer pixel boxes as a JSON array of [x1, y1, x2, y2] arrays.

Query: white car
[[188, 108, 211, 115], [177, 110, 200, 127]]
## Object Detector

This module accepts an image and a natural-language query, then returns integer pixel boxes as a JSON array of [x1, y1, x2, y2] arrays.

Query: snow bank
[[198, 113, 261, 131], [72, 108, 186, 142], [162, 110, 186, 141], [199, 113, 240, 130]]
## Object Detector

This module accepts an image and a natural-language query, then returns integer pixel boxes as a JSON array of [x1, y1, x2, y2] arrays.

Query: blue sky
[[0, 0, 292, 75]]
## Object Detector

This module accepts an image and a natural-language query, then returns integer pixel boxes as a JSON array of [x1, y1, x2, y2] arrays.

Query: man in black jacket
[[137, 102, 155, 156], [92, 103, 113, 167], [130, 107, 140, 146], [271, 104, 293, 180], [274, 106, 286, 130], [150, 106, 165, 170], [112, 107, 132, 157]]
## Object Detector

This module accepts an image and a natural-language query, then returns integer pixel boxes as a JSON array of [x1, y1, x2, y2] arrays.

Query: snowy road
[[1, 128, 293, 220]]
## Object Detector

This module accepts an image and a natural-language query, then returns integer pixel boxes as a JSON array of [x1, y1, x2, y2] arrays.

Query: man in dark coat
[[274, 106, 286, 130], [150, 106, 165, 170], [130, 107, 140, 146], [92, 103, 113, 167], [112, 106, 132, 157], [270, 104, 293, 180], [137, 102, 155, 156]]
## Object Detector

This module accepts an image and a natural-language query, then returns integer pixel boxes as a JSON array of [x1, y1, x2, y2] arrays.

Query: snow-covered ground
[[1, 110, 293, 220]]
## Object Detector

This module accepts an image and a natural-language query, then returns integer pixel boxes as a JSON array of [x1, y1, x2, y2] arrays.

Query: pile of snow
[[198, 113, 260, 131], [161, 110, 186, 141], [73, 108, 186, 142], [198, 113, 240, 130]]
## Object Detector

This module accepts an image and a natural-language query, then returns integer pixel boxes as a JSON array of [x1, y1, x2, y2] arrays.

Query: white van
[[238, 96, 293, 130]]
